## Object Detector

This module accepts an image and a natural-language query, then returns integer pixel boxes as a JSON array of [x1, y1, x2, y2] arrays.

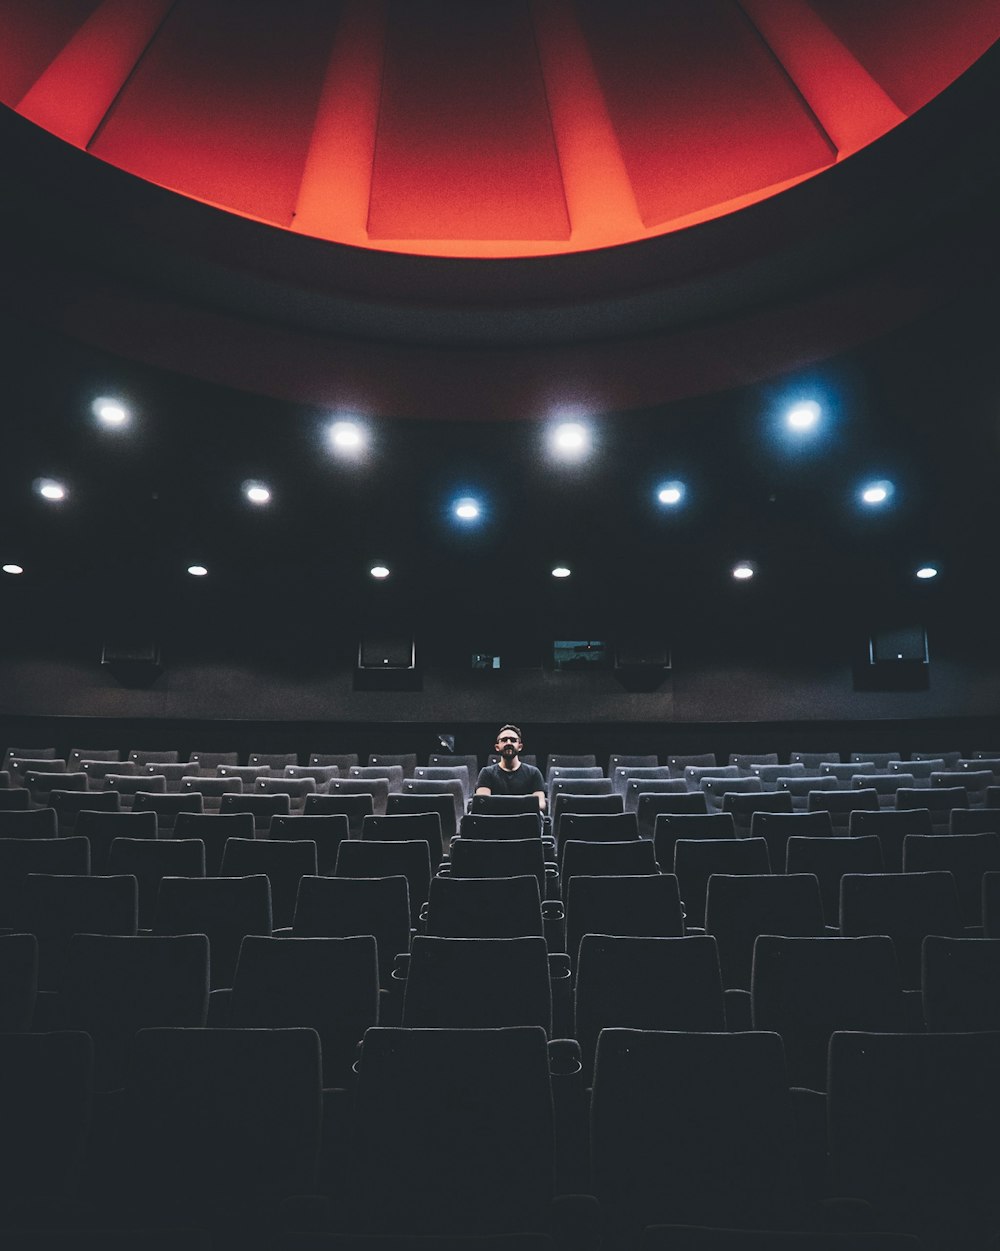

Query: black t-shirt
[[476, 762, 545, 797]]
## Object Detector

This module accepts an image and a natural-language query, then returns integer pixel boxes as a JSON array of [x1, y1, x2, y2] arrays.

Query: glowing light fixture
[[35, 478, 67, 501], [550, 421, 591, 461], [916, 565, 939, 580], [860, 480, 893, 506], [370, 564, 390, 580], [92, 397, 130, 428], [453, 497, 481, 522], [732, 561, 756, 581], [656, 481, 685, 507], [2, 563, 24, 575], [243, 481, 272, 505], [329, 420, 367, 455], [786, 400, 820, 431], [551, 565, 572, 579], [187, 564, 208, 577]]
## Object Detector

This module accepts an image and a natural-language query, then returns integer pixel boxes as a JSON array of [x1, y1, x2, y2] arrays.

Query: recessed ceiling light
[[329, 420, 367, 455], [370, 564, 390, 579], [916, 565, 939, 580], [549, 421, 591, 461], [92, 397, 130, 428], [243, 481, 271, 505], [860, 480, 893, 506], [453, 497, 481, 522], [656, 481, 685, 507], [187, 564, 208, 577], [2, 563, 24, 575], [786, 400, 820, 431], [732, 561, 756, 580], [551, 565, 572, 579], [35, 478, 67, 501]]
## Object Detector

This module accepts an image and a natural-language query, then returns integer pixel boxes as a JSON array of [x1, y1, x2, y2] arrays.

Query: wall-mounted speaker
[[854, 625, 929, 691], [355, 635, 420, 690], [101, 641, 163, 688]]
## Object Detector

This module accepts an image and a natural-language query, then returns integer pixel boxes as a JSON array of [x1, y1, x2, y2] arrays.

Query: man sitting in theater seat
[[475, 725, 546, 811]]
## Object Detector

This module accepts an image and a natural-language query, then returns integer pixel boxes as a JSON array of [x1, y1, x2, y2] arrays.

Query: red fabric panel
[[17, 0, 174, 150], [809, 0, 1000, 116], [90, 0, 340, 225], [576, 0, 835, 229], [368, 0, 569, 241], [0, 0, 99, 107]]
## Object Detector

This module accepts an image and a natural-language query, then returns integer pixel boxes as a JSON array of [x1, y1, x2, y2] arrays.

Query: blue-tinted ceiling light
[[786, 400, 821, 432], [860, 479, 894, 506], [656, 481, 685, 507], [453, 497, 481, 522], [92, 397, 130, 428], [550, 421, 591, 461], [916, 565, 939, 580], [35, 478, 67, 501], [732, 561, 756, 581]]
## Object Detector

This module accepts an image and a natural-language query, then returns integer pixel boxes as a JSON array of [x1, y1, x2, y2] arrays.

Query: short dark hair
[[497, 724, 522, 742]]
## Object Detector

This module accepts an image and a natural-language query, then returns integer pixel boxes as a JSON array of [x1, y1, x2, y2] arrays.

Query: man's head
[[495, 725, 523, 760]]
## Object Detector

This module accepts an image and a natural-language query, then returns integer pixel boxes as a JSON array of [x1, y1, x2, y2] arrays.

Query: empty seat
[[654, 812, 735, 874], [107, 837, 205, 930], [674, 838, 771, 930], [557, 811, 638, 856], [786, 835, 884, 926], [26, 771, 87, 807], [750, 810, 833, 872], [428, 752, 479, 777], [903, 832, 1000, 926], [142, 762, 192, 792], [828, 1031, 1000, 1246], [458, 811, 544, 840], [822, 761, 877, 787], [0, 837, 90, 929], [853, 774, 914, 807], [724, 791, 794, 836], [840, 872, 963, 988], [221, 838, 318, 930], [931, 769, 993, 806], [304, 791, 374, 837], [292, 874, 410, 987], [387, 791, 457, 846], [889, 757, 944, 788], [367, 752, 417, 776], [283, 764, 340, 788], [575, 934, 725, 1077], [247, 751, 298, 770], [308, 752, 359, 770], [0, 788, 31, 812], [562, 839, 657, 882], [172, 810, 255, 876], [638, 790, 705, 840], [790, 751, 842, 769], [2, 746, 57, 771], [327, 776, 390, 815], [8, 758, 67, 783], [152, 875, 272, 989], [701, 776, 763, 810], [12, 874, 138, 991], [729, 752, 779, 775], [468, 793, 542, 817], [807, 787, 880, 828], [423, 874, 544, 939], [335, 840, 431, 929], [684, 764, 739, 792], [849, 807, 934, 873], [964, 756, 1000, 780], [0, 932, 39, 1032], [705, 874, 825, 991], [351, 764, 405, 792], [49, 789, 121, 836], [68, 748, 120, 771], [75, 809, 156, 875], [911, 749, 962, 769], [255, 776, 317, 813], [985, 872, 1000, 937], [346, 1026, 555, 1236], [127, 750, 179, 768], [182, 775, 242, 812], [413, 764, 472, 801], [401, 777, 465, 827], [62, 933, 209, 1091], [270, 812, 350, 876], [402, 935, 552, 1031], [848, 751, 902, 769], [547, 753, 597, 771], [79, 758, 135, 783], [750, 762, 806, 790], [230, 934, 378, 1085], [547, 765, 605, 786], [922, 934, 1000, 1031], [896, 786, 968, 833], [608, 753, 659, 772], [107, 774, 167, 811], [566, 874, 684, 969], [751, 935, 906, 1091], [449, 837, 549, 895], [551, 792, 623, 838], [951, 807, 1000, 834], [219, 791, 292, 830], [777, 775, 838, 810], [667, 752, 718, 776], [217, 764, 271, 785], [592, 1029, 805, 1239], [611, 765, 672, 796], [186, 750, 238, 770], [0, 806, 58, 837]]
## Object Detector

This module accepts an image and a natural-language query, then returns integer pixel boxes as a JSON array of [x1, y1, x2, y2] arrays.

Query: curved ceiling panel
[[3, 0, 998, 258]]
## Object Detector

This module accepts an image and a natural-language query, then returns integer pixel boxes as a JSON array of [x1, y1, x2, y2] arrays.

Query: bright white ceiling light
[[35, 478, 67, 501], [187, 564, 208, 577], [551, 565, 572, 579], [92, 397, 130, 428], [860, 480, 893, 506], [656, 481, 685, 507], [916, 565, 939, 580], [453, 497, 481, 522], [786, 400, 821, 431], [370, 564, 390, 579], [2, 563, 24, 575], [550, 421, 591, 461], [329, 420, 367, 455], [732, 561, 756, 581], [243, 481, 272, 505]]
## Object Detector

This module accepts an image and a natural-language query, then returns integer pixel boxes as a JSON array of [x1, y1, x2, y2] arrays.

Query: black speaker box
[[101, 641, 163, 689], [355, 635, 420, 690], [854, 625, 929, 691]]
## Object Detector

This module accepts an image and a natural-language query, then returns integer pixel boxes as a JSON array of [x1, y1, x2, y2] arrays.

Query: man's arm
[[533, 789, 547, 812], [475, 785, 493, 795]]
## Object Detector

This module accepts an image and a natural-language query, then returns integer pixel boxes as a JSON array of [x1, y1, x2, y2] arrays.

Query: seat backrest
[[749, 809, 833, 871], [561, 838, 657, 882], [821, 761, 877, 786], [932, 769, 993, 801], [143, 762, 191, 791], [985, 871, 1000, 937], [414, 765, 472, 798], [790, 751, 842, 768], [335, 839, 431, 928], [217, 764, 271, 784], [68, 748, 120, 770], [667, 753, 717, 776], [729, 752, 780, 774], [449, 837, 546, 890], [634, 789, 708, 836], [75, 808, 156, 874], [684, 764, 739, 792], [0, 931, 39, 1031], [551, 791, 624, 836], [127, 749, 180, 766], [186, 751, 239, 770], [653, 811, 735, 871], [750, 762, 806, 788], [62, 933, 209, 1091], [270, 812, 350, 875], [951, 807, 1000, 835], [839, 871, 963, 988], [3, 747, 57, 771], [468, 793, 541, 817], [674, 837, 771, 928], [611, 765, 671, 796], [751, 935, 905, 1090], [557, 810, 638, 853], [922, 934, 1000, 1031], [723, 790, 793, 836], [890, 757, 943, 785], [230, 934, 378, 1085], [308, 753, 359, 770], [255, 777, 317, 807], [220, 838, 318, 929], [626, 778, 690, 819], [80, 758, 135, 783], [219, 792, 292, 829], [303, 791, 374, 836], [777, 775, 838, 807], [705, 873, 825, 991], [547, 753, 597, 771], [152, 874, 273, 988], [367, 752, 417, 776], [785, 834, 884, 925], [247, 752, 298, 770], [701, 775, 762, 810], [27, 772, 87, 801], [284, 764, 340, 786], [608, 753, 659, 772], [49, 789, 121, 834], [807, 787, 880, 826], [0, 789, 32, 812], [401, 778, 464, 825], [351, 764, 405, 792], [172, 810, 254, 875], [9, 758, 68, 779], [566, 874, 684, 967], [425, 874, 544, 939], [292, 874, 410, 986], [107, 837, 206, 929], [547, 765, 605, 785], [0, 806, 58, 837], [910, 749, 962, 768], [327, 776, 390, 815], [575, 934, 725, 1077], [849, 806, 934, 872], [387, 791, 457, 844], [0, 837, 90, 928], [903, 831, 1000, 925], [848, 751, 902, 769], [458, 811, 543, 840], [402, 934, 551, 1031], [428, 753, 479, 776]]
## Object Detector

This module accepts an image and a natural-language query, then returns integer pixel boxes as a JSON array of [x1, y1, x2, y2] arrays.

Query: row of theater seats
[[2, 926, 999, 1247]]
